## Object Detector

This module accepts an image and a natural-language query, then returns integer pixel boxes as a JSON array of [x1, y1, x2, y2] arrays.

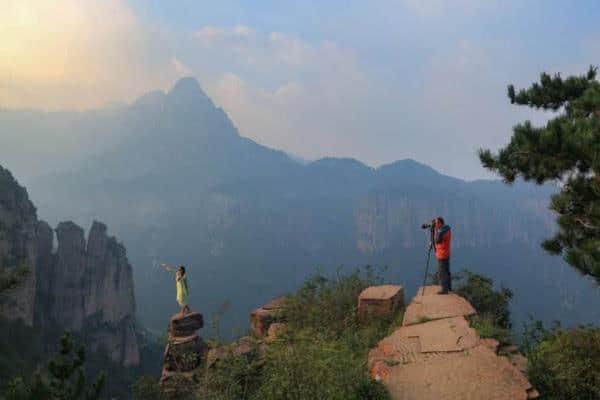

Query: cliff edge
[[0, 164, 139, 366], [368, 285, 538, 399]]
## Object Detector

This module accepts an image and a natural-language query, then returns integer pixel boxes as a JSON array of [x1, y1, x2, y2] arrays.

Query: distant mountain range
[[2, 77, 599, 335]]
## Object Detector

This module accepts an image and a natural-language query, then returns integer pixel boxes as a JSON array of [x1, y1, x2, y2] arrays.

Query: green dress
[[176, 276, 189, 306]]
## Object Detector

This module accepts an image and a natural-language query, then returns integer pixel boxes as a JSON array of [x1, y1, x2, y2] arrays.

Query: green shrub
[[184, 266, 396, 400], [455, 269, 513, 329], [467, 314, 511, 345], [253, 266, 394, 400], [1, 333, 105, 400], [256, 329, 387, 400], [525, 325, 600, 399]]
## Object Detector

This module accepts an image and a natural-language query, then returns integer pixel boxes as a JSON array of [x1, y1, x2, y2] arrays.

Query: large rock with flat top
[[358, 285, 404, 320], [160, 312, 206, 392], [368, 285, 538, 399], [250, 296, 286, 338], [402, 285, 475, 326], [170, 312, 203, 337]]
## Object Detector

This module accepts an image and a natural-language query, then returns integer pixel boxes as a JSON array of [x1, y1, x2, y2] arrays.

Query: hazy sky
[[2, 1, 599, 180]]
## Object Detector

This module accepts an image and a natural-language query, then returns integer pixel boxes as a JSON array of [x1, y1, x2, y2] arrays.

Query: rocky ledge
[[368, 285, 539, 400]]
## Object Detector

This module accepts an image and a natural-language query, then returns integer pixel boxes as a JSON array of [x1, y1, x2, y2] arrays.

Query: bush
[[182, 266, 397, 400], [455, 269, 513, 329], [1, 333, 104, 400], [255, 329, 387, 400], [455, 270, 514, 344], [525, 325, 600, 399]]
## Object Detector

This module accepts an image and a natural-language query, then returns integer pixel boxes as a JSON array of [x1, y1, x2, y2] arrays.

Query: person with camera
[[433, 217, 452, 294]]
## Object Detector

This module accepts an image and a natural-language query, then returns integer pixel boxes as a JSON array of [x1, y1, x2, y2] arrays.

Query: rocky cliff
[[0, 166, 39, 326], [0, 164, 139, 366], [37, 220, 140, 366]]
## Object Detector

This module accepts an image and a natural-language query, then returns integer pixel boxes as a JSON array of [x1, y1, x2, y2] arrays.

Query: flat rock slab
[[369, 316, 478, 366], [368, 285, 538, 399], [402, 285, 475, 326], [170, 312, 203, 337], [381, 345, 535, 400], [359, 285, 404, 301]]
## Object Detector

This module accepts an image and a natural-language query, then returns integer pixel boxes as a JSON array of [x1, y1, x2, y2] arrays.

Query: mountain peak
[[166, 77, 215, 112], [169, 77, 206, 98]]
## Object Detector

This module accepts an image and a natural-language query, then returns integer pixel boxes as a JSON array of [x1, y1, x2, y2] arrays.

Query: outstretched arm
[[160, 263, 175, 272]]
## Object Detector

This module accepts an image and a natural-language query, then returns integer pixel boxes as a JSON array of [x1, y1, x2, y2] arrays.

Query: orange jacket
[[435, 225, 451, 260]]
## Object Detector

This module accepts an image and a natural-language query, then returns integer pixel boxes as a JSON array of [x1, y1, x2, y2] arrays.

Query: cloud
[[400, 0, 498, 17], [0, 0, 186, 110], [190, 28, 382, 161]]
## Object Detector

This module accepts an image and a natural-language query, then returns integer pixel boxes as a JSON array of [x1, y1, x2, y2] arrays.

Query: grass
[[141, 266, 402, 400], [466, 314, 512, 345]]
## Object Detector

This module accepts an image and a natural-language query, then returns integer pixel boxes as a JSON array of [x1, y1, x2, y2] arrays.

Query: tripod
[[420, 225, 436, 296]]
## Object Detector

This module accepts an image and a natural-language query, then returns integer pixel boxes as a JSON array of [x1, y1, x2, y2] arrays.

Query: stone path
[[368, 285, 539, 400]]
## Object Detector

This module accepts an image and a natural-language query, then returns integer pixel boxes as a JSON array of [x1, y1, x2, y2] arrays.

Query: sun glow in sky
[[1, 0, 599, 179]]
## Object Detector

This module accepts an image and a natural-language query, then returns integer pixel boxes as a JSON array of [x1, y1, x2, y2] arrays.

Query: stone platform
[[368, 285, 538, 400], [358, 285, 404, 320], [160, 312, 207, 393], [402, 285, 475, 326]]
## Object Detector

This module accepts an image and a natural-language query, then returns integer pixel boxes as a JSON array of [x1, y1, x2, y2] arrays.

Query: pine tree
[[2, 333, 105, 400], [479, 66, 600, 283]]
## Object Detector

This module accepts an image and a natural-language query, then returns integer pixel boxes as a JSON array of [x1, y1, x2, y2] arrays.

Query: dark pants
[[438, 258, 451, 292]]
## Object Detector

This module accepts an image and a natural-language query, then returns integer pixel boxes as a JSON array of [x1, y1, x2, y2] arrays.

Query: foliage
[[1, 333, 105, 400], [479, 66, 600, 282], [138, 267, 397, 399], [455, 269, 513, 329], [467, 314, 511, 345], [131, 376, 163, 400], [253, 266, 397, 400], [255, 329, 389, 400], [523, 322, 600, 399], [0, 261, 30, 293], [196, 351, 264, 400], [455, 269, 513, 344]]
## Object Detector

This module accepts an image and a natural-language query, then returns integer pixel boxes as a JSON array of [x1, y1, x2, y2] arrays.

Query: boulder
[[170, 312, 203, 337], [160, 312, 206, 390], [250, 296, 286, 338], [358, 285, 404, 320], [163, 334, 207, 372]]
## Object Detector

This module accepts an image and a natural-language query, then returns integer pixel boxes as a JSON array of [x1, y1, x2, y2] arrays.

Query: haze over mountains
[[2, 78, 599, 335]]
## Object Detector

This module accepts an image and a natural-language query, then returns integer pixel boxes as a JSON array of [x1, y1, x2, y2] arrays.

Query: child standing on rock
[[161, 263, 191, 316]]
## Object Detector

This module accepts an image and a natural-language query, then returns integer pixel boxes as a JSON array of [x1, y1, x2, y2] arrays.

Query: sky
[[1, 0, 599, 180]]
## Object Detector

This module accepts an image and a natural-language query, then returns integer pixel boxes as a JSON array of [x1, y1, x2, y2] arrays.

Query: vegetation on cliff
[[136, 267, 398, 400], [0, 316, 163, 399], [455, 270, 513, 344], [251, 268, 397, 400], [523, 322, 600, 399], [1, 333, 104, 400]]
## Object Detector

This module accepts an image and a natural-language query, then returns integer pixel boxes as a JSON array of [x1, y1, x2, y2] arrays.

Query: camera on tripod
[[421, 219, 437, 230]]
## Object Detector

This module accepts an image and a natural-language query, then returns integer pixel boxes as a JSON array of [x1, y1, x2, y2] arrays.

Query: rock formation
[[250, 296, 287, 338], [357, 285, 404, 321], [37, 220, 140, 366], [160, 312, 207, 394], [0, 166, 40, 326], [0, 164, 140, 366], [368, 285, 539, 399]]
